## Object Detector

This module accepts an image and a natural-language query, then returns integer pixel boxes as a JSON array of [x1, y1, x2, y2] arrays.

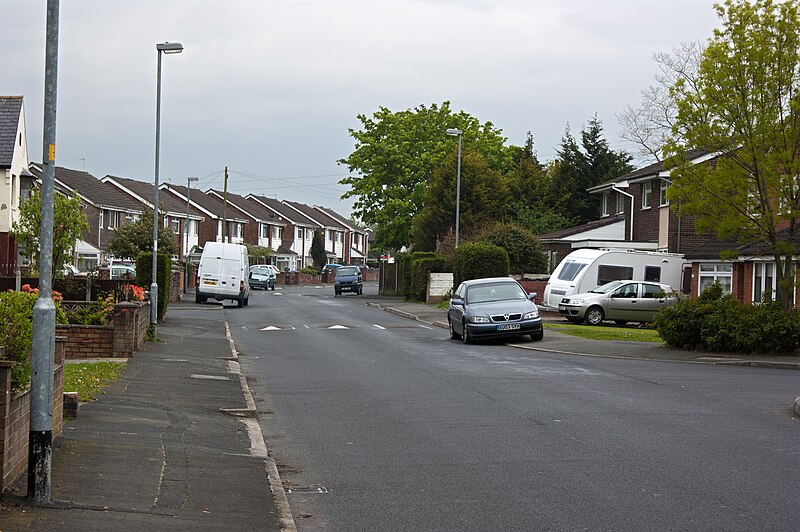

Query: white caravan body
[[196, 242, 250, 307], [542, 249, 684, 309]]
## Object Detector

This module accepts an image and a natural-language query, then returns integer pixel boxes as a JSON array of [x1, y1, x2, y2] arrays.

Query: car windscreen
[[250, 267, 271, 275], [466, 283, 527, 304], [591, 281, 626, 294], [336, 267, 359, 276]]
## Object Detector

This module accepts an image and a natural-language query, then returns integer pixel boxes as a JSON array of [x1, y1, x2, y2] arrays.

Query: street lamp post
[[151, 41, 183, 335], [446, 128, 463, 247], [185, 176, 198, 292]]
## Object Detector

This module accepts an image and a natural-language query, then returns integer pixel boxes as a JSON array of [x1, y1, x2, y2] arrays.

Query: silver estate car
[[558, 280, 678, 326]]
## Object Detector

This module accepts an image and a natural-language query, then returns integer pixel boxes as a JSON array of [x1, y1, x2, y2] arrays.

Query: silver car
[[558, 280, 678, 326]]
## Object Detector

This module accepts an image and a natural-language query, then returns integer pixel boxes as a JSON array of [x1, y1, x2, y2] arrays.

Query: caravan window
[[644, 266, 661, 282], [597, 265, 634, 285], [557, 260, 588, 281]]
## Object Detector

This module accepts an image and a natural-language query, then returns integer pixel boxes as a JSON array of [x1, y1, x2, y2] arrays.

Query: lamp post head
[[157, 42, 184, 54], [446, 128, 463, 137], [187, 176, 199, 183]]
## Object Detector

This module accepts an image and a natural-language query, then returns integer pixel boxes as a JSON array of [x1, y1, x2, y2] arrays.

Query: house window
[[229, 222, 243, 239], [753, 262, 775, 303], [642, 182, 652, 209], [171, 219, 180, 233], [297, 228, 303, 239], [273, 226, 280, 239], [601, 192, 610, 217], [261, 224, 269, 238], [699, 263, 732, 295], [659, 180, 670, 206], [616, 192, 625, 214], [105, 210, 120, 229]]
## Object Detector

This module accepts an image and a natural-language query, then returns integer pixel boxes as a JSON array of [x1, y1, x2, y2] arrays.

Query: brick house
[[313, 205, 371, 266], [160, 184, 249, 248], [246, 195, 319, 270], [0, 96, 33, 275], [283, 200, 348, 264]]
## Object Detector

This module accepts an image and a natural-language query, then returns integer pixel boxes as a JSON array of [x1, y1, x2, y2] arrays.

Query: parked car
[[322, 263, 341, 275], [111, 264, 136, 280], [264, 264, 281, 276], [447, 277, 543, 344], [249, 265, 276, 291], [557, 280, 678, 325], [334, 266, 363, 295]]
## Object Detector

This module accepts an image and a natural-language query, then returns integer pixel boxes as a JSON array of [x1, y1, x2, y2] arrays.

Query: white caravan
[[195, 242, 250, 307], [542, 249, 685, 309]]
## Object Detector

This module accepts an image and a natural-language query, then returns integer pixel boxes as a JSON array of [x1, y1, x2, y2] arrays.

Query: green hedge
[[135, 252, 171, 321], [396, 251, 440, 301], [410, 255, 446, 302], [452, 241, 510, 290], [0, 290, 68, 391], [654, 283, 800, 354]]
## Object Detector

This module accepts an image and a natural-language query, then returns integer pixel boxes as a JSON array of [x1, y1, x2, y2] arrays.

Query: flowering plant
[[20, 283, 63, 302], [120, 283, 145, 302]]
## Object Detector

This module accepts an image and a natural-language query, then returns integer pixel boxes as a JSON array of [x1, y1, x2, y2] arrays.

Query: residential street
[[230, 284, 800, 531]]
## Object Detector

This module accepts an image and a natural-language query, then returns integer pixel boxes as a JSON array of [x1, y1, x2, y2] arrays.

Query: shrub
[[300, 266, 320, 275], [65, 294, 116, 326], [410, 255, 446, 302], [135, 252, 171, 321], [0, 289, 68, 391], [477, 222, 547, 275], [452, 241, 510, 289]]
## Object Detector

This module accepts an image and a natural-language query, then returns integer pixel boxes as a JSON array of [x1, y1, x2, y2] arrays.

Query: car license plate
[[497, 323, 520, 331], [558, 305, 566, 311], [203, 280, 217, 286]]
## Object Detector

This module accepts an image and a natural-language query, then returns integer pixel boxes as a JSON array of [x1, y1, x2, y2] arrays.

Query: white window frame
[[601, 192, 610, 217], [699, 263, 732, 295], [752, 262, 776, 303], [616, 191, 625, 214], [106, 210, 120, 230], [641, 182, 652, 210], [171, 218, 180, 233], [272, 226, 280, 239], [659, 179, 670, 207]]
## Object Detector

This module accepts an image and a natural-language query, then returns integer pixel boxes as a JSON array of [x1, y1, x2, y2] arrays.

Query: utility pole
[[222, 166, 228, 242], [29, 0, 59, 503]]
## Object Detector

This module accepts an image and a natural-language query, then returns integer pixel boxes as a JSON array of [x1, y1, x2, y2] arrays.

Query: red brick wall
[[0, 338, 65, 491], [56, 324, 115, 359]]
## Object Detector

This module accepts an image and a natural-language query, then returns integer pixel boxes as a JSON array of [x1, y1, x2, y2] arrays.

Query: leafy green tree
[[666, 0, 800, 311], [310, 230, 327, 267], [246, 244, 273, 265], [107, 205, 177, 260], [13, 189, 89, 276], [550, 117, 634, 224], [411, 147, 509, 251], [339, 102, 512, 250]]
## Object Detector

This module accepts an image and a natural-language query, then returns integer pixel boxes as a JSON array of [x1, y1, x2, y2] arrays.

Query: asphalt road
[[226, 283, 800, 531]]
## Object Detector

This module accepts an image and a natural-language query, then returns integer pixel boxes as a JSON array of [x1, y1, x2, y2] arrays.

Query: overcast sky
[[3, 1, 721, 216]]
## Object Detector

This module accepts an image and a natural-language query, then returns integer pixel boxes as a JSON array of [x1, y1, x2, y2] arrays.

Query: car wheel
[[271, 285, 276, 291], [461, 321, 471, 344], [585, 306, 604, 326], [448, 318, 460, 340], [614, 320, 628, 326], [530, 329, 544, 341]]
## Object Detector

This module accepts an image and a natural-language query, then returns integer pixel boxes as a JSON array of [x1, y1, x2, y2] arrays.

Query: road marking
[[191, 374, 230, 381], [328, 324, 349, 329], [373, 324, 386, 329]]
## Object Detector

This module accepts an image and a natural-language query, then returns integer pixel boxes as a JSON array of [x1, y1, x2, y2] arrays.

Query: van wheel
[[243, 297, 249, 307], [237, 298, 244, 308], [195, 293, 202, 304], [585, 306, 604, 326]]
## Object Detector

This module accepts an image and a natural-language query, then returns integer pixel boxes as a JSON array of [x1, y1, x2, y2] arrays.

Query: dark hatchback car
[[447, 277, 543, 344], [248, 265, 276, 291], [334, 266, 363, 295]]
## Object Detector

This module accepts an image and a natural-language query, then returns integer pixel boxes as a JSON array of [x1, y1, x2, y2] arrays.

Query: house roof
[[104, 175, 196, 215], [685, 229, 800, 261], [283, 200, 347, 230], [207, 190, 286, 226], [247, 195, 319, 227], [313, 205, 369, 234], [539, 214, 625, 241], [30, 164, 143, 212], [587, 149, 714, 193], [0, 96, 23, 168]]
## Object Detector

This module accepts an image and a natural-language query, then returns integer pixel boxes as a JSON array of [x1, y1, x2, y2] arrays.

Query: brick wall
[[56, 324, 115, 359], [0, 338, 65, 491]]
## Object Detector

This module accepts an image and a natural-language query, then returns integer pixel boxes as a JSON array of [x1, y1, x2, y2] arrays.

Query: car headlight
[[468, 316, 490, 324], [568, 298, 584, 305], [523, 310, 538, 320]]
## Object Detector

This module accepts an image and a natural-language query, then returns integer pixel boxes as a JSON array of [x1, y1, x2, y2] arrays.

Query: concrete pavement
[[0, 306, 287, 531]]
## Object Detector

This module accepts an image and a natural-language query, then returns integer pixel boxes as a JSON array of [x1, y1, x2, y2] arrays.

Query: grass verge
[[544, 322, 663, 343], [64, 361, 127, 402]]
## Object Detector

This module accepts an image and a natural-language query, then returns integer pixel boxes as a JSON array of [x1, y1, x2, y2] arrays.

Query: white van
[[542, 249, 685, 309], [195, 242, 250, 307]]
